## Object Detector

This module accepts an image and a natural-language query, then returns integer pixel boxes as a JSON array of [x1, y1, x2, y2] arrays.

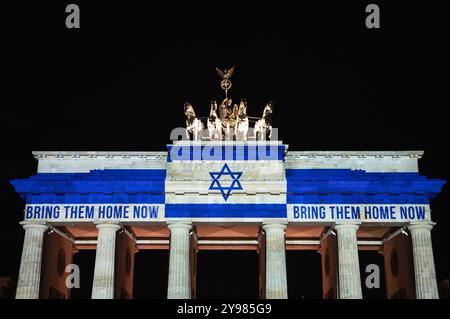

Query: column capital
[[408, 222, 435, 232], [167, 220, 192, 231], [94, 220, 121, 230], [19, 220, 48, 231], [334, 222, 361, 231], [262, 221, 287, 231]]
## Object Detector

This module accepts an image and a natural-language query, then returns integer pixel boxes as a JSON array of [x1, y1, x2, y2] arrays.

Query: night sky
[[0, 1, 448, 299]]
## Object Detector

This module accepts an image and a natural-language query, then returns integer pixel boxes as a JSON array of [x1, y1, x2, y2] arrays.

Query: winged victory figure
[[215, 66, 235, 79]]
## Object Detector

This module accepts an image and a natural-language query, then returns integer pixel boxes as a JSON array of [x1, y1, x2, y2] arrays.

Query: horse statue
[[184, 102, 204, 141], [235, 99, 249, 140], [254, 101, 273, 141], [207, 100, 222, 140]]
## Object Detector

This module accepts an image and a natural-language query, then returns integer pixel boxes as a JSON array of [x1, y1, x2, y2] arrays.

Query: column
[[408, 222, 439, 299], [335, 223, 362, 299], [263, 222, 288, 299], [15, 221, 48, 299], [91, 221, 121, 299], [167, 221, 192, 299]]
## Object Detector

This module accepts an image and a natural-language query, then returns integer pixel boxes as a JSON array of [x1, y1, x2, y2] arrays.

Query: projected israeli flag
[[164, 142, 287, 219], [10, 145, 444, 223]]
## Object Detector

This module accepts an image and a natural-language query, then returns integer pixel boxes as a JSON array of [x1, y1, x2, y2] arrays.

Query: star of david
[[209, 163, 243, 201]]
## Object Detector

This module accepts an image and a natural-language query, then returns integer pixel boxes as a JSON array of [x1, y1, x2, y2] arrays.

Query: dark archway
[[286, 250, 323, 299], [359, 250, 386, 298], [70, 250, 95, 299], [196, 250, 259, 299], [133, 250, 169, 298]]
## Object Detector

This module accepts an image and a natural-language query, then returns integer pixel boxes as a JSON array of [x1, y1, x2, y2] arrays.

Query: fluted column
[[15, 221, 48, 299], [335, 223, 362, 299], [91, 221, 121, 299], [167, 221, 192, 299], [263, 222, 288, 299], [408, 222, 439, 299]]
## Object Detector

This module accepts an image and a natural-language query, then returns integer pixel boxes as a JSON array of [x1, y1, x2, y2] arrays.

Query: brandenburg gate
[[10, 68, 445, 299]]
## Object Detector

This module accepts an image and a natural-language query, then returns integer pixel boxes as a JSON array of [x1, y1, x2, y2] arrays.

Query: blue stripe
[[10, 168, 446, 208], [167, 145, 285, 161], [165, 204, 286, 218], [286, 169, 445, 199], [26, 194, 164, 204], [13, 181, 166, 194], [11, 169, 166, 195]]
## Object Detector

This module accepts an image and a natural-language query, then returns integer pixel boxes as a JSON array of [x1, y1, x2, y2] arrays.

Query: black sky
[[0, 1, 448, 298]]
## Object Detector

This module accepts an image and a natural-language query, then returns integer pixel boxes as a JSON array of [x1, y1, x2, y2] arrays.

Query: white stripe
[[165, 180, 286, 204], [287, 204, 430, 223], [166, 160, 287, 204], [165, 192, 286, 204], [25, 204, 165, 222], [285, 151, 422, 173], [166, 160, 285, 181]]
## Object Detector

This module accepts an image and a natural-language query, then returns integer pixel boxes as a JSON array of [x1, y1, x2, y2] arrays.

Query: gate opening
[[286, 250, 323, 299], [359, 250, 386, 298], [196, 250, 259, 299], [133, 250, 169, 298], [70, 250, 95, 299]]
